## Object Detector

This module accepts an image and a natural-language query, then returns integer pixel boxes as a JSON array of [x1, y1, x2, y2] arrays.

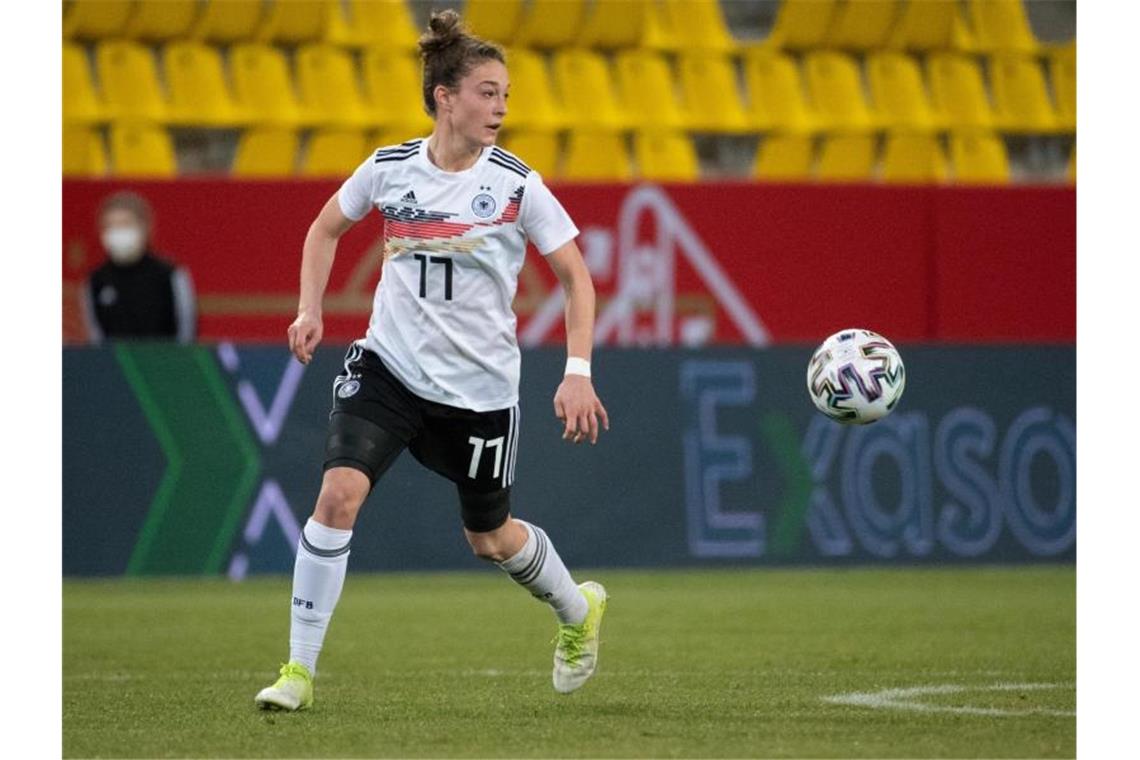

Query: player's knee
[[314, 471, 369, 527], [458, 487, 511, 560], [465, 530, 513, 562]]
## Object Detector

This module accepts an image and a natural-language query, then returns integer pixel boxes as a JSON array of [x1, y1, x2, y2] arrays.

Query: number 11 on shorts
[[467, 436, 505, 479]]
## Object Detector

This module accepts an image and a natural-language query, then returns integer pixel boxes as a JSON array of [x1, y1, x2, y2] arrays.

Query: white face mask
[[102, 226, 145, 264]]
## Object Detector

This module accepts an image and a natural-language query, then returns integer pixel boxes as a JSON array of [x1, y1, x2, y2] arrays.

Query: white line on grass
[[822, 682, 1075, 717]]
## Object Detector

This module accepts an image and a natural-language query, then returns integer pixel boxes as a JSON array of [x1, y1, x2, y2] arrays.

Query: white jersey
[[337, 138, 579, 412]]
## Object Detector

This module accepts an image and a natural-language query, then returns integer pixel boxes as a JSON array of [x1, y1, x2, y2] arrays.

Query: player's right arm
[[288, 193, 358, 365]]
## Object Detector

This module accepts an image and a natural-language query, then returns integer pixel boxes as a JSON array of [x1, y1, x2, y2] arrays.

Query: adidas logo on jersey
[[400, 190, 418, 205]]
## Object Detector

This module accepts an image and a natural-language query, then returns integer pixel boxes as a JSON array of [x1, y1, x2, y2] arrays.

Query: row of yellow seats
[[61, 1, 1067, 57], [64, 39, 433, 132], [61, 124, 701, 181], [65, 38, 1076, 137], [64, 122, 1063, 187], [64, 0, 420, 49], [765, 0, 1052, 54]]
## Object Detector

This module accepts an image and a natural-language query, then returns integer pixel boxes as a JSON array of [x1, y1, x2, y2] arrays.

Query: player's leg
[[460, 500, 607, 694]]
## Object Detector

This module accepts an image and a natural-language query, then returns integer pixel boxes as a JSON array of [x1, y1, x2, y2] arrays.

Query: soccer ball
[[806, 328, 906, 424]]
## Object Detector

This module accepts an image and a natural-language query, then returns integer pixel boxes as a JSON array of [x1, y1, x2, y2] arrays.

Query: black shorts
[[323, 343, 520, 495]]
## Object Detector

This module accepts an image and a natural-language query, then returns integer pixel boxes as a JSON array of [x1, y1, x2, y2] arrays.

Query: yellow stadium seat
[[64, 0, 134, 40], [742, 49, 817, 133], [867, 52, 936, 131], [990, 54, 1058, 133], [551, 49, 628, 132], [301, 129, 369, 177], [231, 44, 310, 127], [501, 49, 566, 132], [189, 0, 264, 43], [257, 0, 340, 45], [677, 53, 750, 134], [665, 0, 737, 53], [331, 0, 421, 51], [642, 0, 680, 52], [162, 42, 245, 127], [63, 126, 108, 177], [123, 0, 199, 41], [928, 53, 994, 130], [817, 134, 876, 182], [295, 44, 369, 128], [95, 40, 168, 122], [803, 51, 875, 132], [361, 50, 435, 133], [765, 0, 836, 50], [968, 0, 1040, 53], [465, 0, 525, 46], [823, 0, 899, 51], [368, 128, 426, 152], [233, 128, 299, 176], [949, 131, 1009, 184], [514, 0, 586, 50], [64, 42, 104, 124], [109, 122, 177, 176], [754, 134, 814, 181], [1049, 45, 1076, 132], [499, 131, 560, 177], [614, 49, 687, 131], [634, 130, 699, 181], [887, 0, 971, 51], [562, 131, 632, 181], [576, 0, 650, 50], [881, 132, 947, 183]]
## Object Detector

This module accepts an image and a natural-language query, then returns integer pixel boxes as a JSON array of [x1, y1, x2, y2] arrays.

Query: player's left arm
[[545, 241, 609, 445]]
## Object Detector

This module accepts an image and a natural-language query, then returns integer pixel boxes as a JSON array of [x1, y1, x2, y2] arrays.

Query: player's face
[[453, 59, 509, 147]]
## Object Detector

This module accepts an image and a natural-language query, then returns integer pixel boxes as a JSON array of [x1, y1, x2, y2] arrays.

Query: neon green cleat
[[552, 581, 608, 694], [254, 662, 313, 711]]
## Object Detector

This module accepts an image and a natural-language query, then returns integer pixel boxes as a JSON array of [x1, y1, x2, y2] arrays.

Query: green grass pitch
[[63, 566, 1074, 758]]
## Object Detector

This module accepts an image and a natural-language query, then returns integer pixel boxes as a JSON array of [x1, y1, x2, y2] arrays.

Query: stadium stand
[[742, 49, 817, 133], [232, 127, 299, 177], [803, 51, 876, 132], [817, 133, 877, 181], [95, 39, 169, 122], [950, 130, 1010, 183], [821, 0, 898, 51], [634, 130, 701, 181], [753, 134, 814, 181], [230, 44, 311, 127], [551, 49, 629, 132], [499, 131, 561, 177], [59, 0, 1074, 182], [300, 128, 369, 176], [677, 52, 751, 134], [64, 42, 105, 124], [162, 41, 245, 127], [562, 131, 632, 180], [109, 121, 178, 176], [514, 0, 587, 50], [188, 0, 264, 43], [63, 125, 108, 177], [614, 49, 688, 131], [866, 51, 938, 132], [295, 44, 370, 127], [881, 132, 948, 183]]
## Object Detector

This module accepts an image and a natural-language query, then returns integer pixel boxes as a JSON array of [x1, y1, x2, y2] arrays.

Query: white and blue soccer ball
[[806, 328, 906, 424]]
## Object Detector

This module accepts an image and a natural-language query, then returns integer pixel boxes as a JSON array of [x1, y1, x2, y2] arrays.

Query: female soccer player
[[255, 10, 609, 711]]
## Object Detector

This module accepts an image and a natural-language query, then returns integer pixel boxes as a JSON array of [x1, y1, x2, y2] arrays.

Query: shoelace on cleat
[[554, 622, 590, 665], [274, 662, 309, 687]]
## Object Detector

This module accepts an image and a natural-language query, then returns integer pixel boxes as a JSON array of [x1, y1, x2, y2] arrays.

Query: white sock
[[289, 518, 352, 675], [497, 520, 588, 624]]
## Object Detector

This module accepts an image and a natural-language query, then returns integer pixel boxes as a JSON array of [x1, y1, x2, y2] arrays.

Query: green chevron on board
[[761, 412, 813, 558], [115, 345, 260, 575]]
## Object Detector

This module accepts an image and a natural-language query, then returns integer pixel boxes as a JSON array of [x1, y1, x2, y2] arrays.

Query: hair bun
[[419, 9, 464, 57]]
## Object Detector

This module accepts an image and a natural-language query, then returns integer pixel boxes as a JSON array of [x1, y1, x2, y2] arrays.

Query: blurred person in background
[[82, 190, 197, 343], [255, 9, 609, 712]]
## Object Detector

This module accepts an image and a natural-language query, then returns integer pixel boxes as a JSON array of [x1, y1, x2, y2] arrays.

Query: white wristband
[[564, 357, 591, 378]]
